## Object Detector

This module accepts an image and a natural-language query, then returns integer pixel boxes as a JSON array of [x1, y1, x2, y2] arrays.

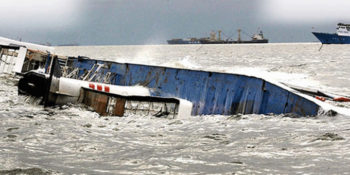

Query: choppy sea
[[1, 43, 350, 174]]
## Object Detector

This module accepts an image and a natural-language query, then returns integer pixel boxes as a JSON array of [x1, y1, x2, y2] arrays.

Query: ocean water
[[1, 43, 350, 174]]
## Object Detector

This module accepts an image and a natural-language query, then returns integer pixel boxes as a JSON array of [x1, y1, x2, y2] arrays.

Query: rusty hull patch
[[80, 88, 180, 117]]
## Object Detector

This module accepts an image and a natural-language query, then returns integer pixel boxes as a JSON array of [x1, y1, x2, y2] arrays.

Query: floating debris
[[82, 123, 92, 128], [314, 133, 345, 141], [6, 127, 19, 132], [0, 168, 52, 175]]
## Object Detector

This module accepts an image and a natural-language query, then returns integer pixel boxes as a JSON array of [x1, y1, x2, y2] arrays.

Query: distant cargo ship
[[312, 23, 350, 44], [167, 29, 268, 44]]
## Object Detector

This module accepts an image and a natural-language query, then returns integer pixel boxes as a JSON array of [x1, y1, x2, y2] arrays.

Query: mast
[[237, 29, 241, 42], [209, 31, 216, 41], [218, 30, 222, 41]]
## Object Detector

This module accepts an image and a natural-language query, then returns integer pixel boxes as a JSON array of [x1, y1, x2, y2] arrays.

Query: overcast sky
[[1, 0, 350, 45]]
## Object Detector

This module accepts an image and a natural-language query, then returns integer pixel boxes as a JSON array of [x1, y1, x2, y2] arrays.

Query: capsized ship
[[167, 29, 268, 44], [2, 36, 349, 118], [312, 23, 350, 44]]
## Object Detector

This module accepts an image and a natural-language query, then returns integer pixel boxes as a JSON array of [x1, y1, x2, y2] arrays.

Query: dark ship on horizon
[[167, 29, 268, 44]]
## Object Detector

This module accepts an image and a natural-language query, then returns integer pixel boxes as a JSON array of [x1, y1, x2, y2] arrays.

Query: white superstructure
[[336, 23, 350, 36], [0, 36, 54, 75]]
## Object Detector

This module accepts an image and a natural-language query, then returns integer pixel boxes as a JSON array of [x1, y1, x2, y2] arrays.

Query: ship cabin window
[[347, 27, 350, 31]]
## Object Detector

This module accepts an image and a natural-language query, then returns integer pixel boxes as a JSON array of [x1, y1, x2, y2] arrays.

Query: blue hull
[[312, 32, 350, 44], [49, 57, 320, 116]]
